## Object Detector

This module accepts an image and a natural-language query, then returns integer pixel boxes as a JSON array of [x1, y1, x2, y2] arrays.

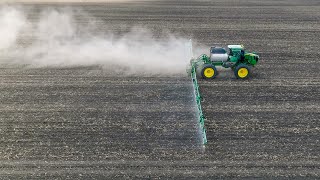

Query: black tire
[[196, 64, 218, 79], [234, 64, 251, 79]]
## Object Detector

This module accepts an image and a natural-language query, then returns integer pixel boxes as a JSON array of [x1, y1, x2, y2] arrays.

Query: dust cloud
[[0, 6, 26, 50], [0, 5, 197, 75]]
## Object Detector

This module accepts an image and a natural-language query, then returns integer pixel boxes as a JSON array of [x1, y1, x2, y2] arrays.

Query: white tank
[[210, 47, 228, 62]]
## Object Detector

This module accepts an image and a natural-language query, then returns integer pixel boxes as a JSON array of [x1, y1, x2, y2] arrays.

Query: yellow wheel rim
[[204, 67, 215, 78], [238, 68, 249, 78]]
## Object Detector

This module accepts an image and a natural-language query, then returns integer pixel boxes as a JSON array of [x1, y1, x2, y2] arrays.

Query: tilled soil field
[[0, 0, 320, 179]]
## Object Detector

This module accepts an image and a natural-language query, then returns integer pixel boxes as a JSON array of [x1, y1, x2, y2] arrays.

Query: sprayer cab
[[190, 44, 259, 79]]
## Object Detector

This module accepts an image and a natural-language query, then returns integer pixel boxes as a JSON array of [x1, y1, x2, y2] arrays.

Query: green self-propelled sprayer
[[189, 44, 259, 79], [188, 41, 259, 145]]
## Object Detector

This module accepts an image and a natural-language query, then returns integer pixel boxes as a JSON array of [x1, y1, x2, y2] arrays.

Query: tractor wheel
[[234, 64, 251, 79], [197, 64, 218, 79]]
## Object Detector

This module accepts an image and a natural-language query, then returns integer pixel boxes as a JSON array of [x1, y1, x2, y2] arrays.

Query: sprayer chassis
[[190, 45, 259, 79]]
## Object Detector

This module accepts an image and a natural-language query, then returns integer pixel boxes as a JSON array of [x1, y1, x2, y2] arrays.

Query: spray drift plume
[[0, 6, 196, 75]]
